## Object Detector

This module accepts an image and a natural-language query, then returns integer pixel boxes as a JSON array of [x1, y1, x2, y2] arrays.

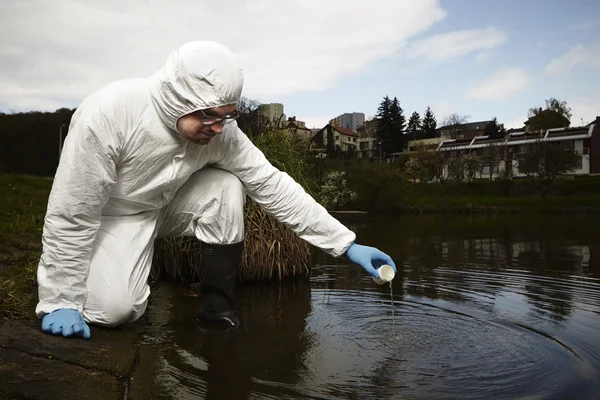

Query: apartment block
[[329, 112, 365, 132]]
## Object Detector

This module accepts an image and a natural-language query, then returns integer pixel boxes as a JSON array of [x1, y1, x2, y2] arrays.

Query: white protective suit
[[36, 41, 356, 326]]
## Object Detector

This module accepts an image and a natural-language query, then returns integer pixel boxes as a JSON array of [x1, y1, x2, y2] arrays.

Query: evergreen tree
[[375, 96, 393, 157], [407, 111, 422, 139], [389, 97, 406, 152], [484, 117, 506, 139], [422, 106, 437, 138]]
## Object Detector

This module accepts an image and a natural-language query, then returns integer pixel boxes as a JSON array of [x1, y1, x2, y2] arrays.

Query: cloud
[[404, 27, 507, 63], [569, 96, 600, 126], [466, 68, 533, 101], [302, 116, 334, 129], [503, 115, 527, 130], [573, 19, 600, 31], [475, 51, 494, 64], [433, 101, 468, 121], [502, 96, 599, 130], [545, 43, 600, 76], [0, 0, 448, 112]]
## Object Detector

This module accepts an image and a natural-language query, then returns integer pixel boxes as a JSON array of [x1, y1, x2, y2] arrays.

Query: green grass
[[0, 173, 51, 320]]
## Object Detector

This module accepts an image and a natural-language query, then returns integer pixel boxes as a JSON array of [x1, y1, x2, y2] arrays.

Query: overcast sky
[[1, 0, 599, 129]]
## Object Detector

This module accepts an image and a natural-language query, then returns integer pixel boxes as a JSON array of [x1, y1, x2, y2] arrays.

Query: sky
[[1, 0, 599, 130]]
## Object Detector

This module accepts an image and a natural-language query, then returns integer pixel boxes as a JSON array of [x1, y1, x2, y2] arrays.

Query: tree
[[318, 171, 357, 211], [447, 157, 465, 183], [414, 151, 452, 208], [236, 96, 267, 137], [463, 154, 482, 184], [518, 139, 581, 201], [484, 117, 506, 139], [526, 98, 572, 132], [421, 106, 437, 139], [0, 108, 76, 176], [346, 161, 405, 211], [389, 97, 406, 153], [404, 157, 423, 183], [375, 96, 393, 157], [325, 125, 335, 158], [406, 111, 422, 140], [359, 119, 377, 138], [480, 142, 505, 181], [412, 150, 446, 183], [441, 113, 470, 139]]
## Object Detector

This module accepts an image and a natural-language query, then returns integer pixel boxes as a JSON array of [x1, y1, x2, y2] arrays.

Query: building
[[357, 119, 376, 139], [281, 117, 313, 140], [357, 137, 376, 159], [329, 112, 365, 133], [436, 122, 600, 179], [311, 124, 368, 156], [438, 120, 493, 140], [406, 137, 446, 152], [259, 103, 286, 128]]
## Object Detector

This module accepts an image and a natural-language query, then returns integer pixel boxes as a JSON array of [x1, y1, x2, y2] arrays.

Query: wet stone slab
[[0, 320, 139, 400]]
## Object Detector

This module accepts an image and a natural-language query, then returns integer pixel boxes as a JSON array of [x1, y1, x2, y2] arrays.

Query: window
[[575, 156, 582, 170], [482, 163, 500, 175], [560, 140, 574, 150]]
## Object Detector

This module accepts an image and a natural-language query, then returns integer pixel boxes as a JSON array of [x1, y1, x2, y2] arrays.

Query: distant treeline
[[0, 102, 270, 177], [0, 108, 76, 176]]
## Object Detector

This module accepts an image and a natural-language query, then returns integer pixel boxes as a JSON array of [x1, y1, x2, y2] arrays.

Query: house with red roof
[[311, 124, 362, 155]]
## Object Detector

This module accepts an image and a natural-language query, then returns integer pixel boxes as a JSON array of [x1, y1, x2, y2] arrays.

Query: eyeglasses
[[199, 109, 240, 126]]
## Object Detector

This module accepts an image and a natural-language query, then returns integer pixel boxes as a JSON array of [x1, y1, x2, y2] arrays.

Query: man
[[36, 41, 396, 339]]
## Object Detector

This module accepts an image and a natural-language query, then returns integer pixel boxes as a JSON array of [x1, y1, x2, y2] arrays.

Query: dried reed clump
[[239, 201, 310, 282], [150, 200, 311, 283], [151, 236, 202, 282], [151, 128, 315, 284]]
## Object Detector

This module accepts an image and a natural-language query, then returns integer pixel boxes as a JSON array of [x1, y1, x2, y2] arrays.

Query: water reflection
[[136, 214, 600, 399], [331, 214, 600, 323], [142, 280, 314, 399]]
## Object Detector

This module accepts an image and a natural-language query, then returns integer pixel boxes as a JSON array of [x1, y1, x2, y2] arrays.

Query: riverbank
[[0, 318, 141, 399], [3, 172, 600, 322]]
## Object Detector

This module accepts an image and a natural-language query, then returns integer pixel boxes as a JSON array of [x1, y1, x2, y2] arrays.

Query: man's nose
[[210, 122, 224, 134]]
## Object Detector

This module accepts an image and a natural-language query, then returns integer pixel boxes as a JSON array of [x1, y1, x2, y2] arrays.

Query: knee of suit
[[219, 170, 246, 209], [84, 295, 148, 328], [202, 169, 245, 226]]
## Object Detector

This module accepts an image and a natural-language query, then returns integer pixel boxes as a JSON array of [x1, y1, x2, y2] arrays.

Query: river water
[[132, 214, 600, 399]]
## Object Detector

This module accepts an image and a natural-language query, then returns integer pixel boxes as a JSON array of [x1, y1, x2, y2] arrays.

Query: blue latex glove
[[41, 308, 91, 340], [344, 243, 396, 279]]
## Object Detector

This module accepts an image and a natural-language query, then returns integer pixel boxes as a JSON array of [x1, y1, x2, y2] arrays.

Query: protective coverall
[[36, 41, 394, 337]]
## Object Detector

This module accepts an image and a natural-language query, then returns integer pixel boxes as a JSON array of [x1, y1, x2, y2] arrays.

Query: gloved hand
[[41, 308, 91, 340], [344, 243, 396, 279]]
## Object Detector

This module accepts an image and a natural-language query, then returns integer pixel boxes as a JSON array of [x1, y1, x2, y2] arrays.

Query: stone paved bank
[[0, 319, 140, 399]]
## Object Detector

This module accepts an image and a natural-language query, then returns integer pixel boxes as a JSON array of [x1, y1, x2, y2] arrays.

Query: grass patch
[[0, 173, 51, 320]]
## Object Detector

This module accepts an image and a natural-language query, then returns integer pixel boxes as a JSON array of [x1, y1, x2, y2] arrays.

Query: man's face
[[176, 104, 237, 145]]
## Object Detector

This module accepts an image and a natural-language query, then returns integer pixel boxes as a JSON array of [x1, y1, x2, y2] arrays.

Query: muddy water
[[134, 214, 600, 399]]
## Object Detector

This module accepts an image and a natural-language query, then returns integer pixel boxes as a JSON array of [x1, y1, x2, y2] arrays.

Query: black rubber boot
[[196, 241, 244, 331]]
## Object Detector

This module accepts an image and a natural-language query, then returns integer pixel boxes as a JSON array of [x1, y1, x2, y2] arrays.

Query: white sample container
[[373, 264, 395, 285]]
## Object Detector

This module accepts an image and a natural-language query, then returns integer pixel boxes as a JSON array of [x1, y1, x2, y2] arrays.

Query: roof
[[283, 121, 311, 132], [332, 125, 359, 137], [439, 120, 493, 132], [437, 124, 596, 151], [586, 117, 600, 127]]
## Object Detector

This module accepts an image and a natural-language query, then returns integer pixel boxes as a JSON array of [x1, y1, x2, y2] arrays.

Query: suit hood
[[149, 41, 244, 132]]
